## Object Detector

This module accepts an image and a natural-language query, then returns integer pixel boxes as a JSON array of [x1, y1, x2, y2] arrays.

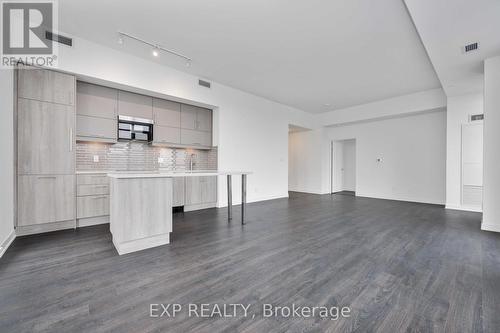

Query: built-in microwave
[[118, 115, 154, 142]]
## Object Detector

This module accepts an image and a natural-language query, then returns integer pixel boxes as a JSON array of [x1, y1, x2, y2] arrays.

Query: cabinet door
[[76, 115, 117, 140], [180, 104, 197, 129], [77, 195, 109, 218], [18, 99, 75, 175], [18, 175, 75, 226], [200, 176, 217, 203], [18, 67, 75, 106], [118, 91, 153, 119], [173, 178, 185, 206], [77, 82, 118, 119], [196, 108, 212, 131], [181, 129, 212, 147], [185, 177, 202, 205], [155, 125, 180, 144], [153, 98, 181, 127]]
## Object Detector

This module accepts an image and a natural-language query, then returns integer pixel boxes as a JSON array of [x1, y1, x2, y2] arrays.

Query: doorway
[[331, 139, 356, 195]]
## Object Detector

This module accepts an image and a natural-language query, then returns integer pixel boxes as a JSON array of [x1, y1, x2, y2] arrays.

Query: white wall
[[0, 69, 15, 257], [482, 56, 500, 232], [446, 93, 484, 211], [51, 36, 315, 206], [325, 110, 446, 204], [288, 129, 325, 194], [342, 140, 356, 191]]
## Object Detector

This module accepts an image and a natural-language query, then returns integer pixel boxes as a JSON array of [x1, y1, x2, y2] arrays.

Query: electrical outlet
[[93, 155, 99, 163]]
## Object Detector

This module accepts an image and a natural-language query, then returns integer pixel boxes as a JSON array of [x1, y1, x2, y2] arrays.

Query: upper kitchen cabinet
[[180, 104, 212, 131], [77, 82, 118, 119], [153, 98, 181, 127], [118, 91, 153, 119], [18, 67, 75, 106]]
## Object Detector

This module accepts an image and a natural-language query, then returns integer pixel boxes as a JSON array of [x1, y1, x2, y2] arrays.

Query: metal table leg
[[227, 174, 232, 222], [242, 174, 247, 225]]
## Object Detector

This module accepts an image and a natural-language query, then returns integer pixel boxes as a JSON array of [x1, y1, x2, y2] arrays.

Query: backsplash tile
[[76, 142, 217, 171]]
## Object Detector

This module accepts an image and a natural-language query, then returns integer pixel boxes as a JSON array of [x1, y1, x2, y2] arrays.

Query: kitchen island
[[107, 171, 251, 255]]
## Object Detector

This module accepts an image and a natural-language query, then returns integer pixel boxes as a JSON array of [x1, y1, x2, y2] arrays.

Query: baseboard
[[481, 223, 500, 233], [0, 230, 16, 258], [184, 202, 217, 212], [77, 216, 109, 227], [112, 233, 170, 255], [445, 205, 483, 213], [217, 193, 289, 208], [16, 220, 76, 236], [288, 189, 326, 195], [355, 193, 445, 206]]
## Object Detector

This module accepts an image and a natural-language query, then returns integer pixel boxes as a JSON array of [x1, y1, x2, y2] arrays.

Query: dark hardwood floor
[[1, 192, 499, 332]]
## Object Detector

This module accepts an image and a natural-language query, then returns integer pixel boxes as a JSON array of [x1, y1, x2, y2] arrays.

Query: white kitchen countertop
[[76, 170, 115, 174], [107, 170, 252, 179]]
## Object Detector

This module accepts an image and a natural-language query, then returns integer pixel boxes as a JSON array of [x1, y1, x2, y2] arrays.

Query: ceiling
[[59, 0, 441, 113], [405, 0, 500, 97]]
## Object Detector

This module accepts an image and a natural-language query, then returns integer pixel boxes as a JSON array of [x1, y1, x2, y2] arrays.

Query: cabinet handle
[[37, 176, 56, 179], [69, 128, 73, 152], [92, 196, 107, 199]]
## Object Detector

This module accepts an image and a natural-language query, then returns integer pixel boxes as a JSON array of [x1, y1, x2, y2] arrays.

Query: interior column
[[482, 55, 500, 232]]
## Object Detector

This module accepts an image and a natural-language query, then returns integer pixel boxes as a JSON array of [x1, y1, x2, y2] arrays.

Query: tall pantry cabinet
[[16, 67, 77, 235]]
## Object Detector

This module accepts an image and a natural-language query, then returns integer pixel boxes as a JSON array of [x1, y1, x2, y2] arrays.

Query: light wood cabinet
[[77, 174, 109, 185], [17, 98, 75, 175], [173, 177, 185, 207], [118, 91, 153, 119], [76, 115, 117, 142], [181, 129, 212, 147], [77, 195, 110, 219], [196, 108, 212, 131], [180, 104, 212, 131], [153, 98, 181, 127], [185, 176, 217, 205], [17, 175, 75, 226], [18, 67, 75, 106], [77, 184, 109, 196], [77, 82, 118, 119], [155, 126, 180, 144]]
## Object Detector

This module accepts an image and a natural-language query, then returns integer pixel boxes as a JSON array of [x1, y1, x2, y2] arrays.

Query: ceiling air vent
[[464, 42, 479, 53], [470, 114, 484, 122], [45, 31, 73, 47], [198, 79, 211, 89]]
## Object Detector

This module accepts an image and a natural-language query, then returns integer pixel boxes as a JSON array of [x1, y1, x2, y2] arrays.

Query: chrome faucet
[[189, 153, 196, 171]]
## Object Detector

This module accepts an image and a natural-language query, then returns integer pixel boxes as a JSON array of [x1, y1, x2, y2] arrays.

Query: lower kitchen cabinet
[[17, 175, 75, 226], [173, 178, 185, 207], [77, 195, 110, 219], [185, 176, 217, 211]]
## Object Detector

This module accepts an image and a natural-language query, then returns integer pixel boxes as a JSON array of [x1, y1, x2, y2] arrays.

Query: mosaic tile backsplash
[[76, 142, 217, 171]]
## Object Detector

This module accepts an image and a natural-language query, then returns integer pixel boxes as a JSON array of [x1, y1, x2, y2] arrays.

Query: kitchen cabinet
[[185, 176, 217, 206], [17, 96, 75, 175], [153, 98, 181, 127], [17, 175, 75, 226], [181, 129, 212, 147], [180, 104, 212, 131], [76, 115, 117, 142], [16, 67, 76, 235], [18, 67, 75, 106], [77, 196, 110, 219], [118, 91, 153, 119], [173, 178, 185, 207], [154, 126, 181, 144], [77, 82, 118, 119]]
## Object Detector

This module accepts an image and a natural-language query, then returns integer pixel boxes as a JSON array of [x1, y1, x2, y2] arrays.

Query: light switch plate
[[93, 155, 99, 163]]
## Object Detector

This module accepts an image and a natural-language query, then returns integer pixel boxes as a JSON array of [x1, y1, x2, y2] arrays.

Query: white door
[[461, 123, 483, 209], [342, 140, 356, 192]]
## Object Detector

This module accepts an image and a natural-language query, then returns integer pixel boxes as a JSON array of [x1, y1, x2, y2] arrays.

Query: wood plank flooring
[[1, 192, 499, 332]]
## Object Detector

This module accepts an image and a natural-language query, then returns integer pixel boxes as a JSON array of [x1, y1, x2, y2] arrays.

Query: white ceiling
[[405, 0, 500, 97], [59, 0, 441, 113]]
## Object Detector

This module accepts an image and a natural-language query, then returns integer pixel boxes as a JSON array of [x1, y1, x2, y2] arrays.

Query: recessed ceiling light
[[186, 60, 192, 67], [117, 36, 124, 44], [152, 48, 159, 57], [323, 103, 331, 107]]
